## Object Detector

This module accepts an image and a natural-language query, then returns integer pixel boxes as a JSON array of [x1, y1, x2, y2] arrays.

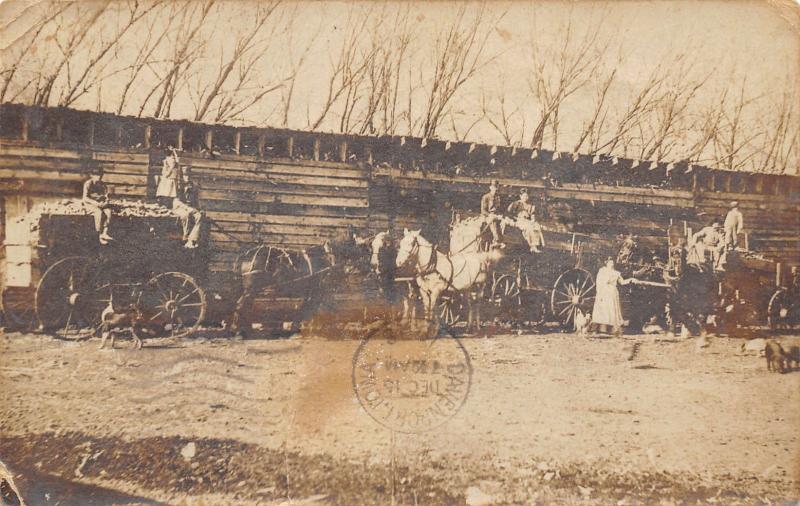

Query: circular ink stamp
[[351, 323, 472, 433]]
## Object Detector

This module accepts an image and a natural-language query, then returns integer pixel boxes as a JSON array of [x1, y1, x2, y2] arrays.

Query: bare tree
[[30, 2, 109, 106], [525, 8, 610, 150], [572, 68, 616, 154], [353, 5, 415, 136], [0, 2, 73, 103], [190, 1, 280, 122], [306, 5, 378, 131], [711, 78, 764, 171], [141, 0, 216, 119], [115, 1, 175, 115], [57, 0, 160, 107], [278, 6, 319, 127], [751, 88, 799, 174], [481, 85, 526, 147], [418, 4, 499, 139]]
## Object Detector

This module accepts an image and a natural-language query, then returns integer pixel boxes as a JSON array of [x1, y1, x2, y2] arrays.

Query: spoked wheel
[[767, 288, 799, 331], [438, 294, 464, 329], [550, 268, 595, 329], [1, 286, 36, 330], [138, 272, 206, 338], [492, 274, 522, 322], [35, 256, 110, 337]]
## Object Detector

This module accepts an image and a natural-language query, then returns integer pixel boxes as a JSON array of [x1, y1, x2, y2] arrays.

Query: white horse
[[395, 228, 503, 332]]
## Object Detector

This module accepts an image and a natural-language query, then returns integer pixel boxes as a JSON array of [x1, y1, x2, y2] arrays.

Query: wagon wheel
[[438, 294, 464, 328], [138, 272, 206, 339], [492, 274, 521, 322], [1, 286, 35, 330], [550, 268, 595, 329], [767, 288, 799, 331], [35, 256, 110, 337]]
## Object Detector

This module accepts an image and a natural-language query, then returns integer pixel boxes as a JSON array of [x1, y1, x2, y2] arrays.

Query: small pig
[[765, 339, 787, 373]]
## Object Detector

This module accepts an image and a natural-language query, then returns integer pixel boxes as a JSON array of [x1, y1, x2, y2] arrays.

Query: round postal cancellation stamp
[[351, 325, 472, 433]]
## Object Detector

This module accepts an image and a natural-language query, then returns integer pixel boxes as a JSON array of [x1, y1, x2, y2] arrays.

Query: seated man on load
[[506, 188, 544, 253], [688, 220, 725, 271], [82, 167, 114, 244], [480, 179, 505, 249], [172, 170, 203, 249]]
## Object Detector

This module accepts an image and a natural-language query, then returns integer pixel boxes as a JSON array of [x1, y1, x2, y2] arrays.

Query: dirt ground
[[0, 328, 798, 505]]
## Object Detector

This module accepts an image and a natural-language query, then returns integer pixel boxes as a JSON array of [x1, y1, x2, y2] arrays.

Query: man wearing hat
[[507, 188, 544, 253], [689, 219, 724, 270], [480, 179, 503, 248], [81, 167, 114, 244], [724, 201, 744, 250]]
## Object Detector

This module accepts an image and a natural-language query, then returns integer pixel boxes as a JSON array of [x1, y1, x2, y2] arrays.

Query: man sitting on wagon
[[172, 171, 203, 249], [688, 220, 725, 271], [82, 167, 114, 244], [480, 179, 505, 249], [506, 188, 544, 253]]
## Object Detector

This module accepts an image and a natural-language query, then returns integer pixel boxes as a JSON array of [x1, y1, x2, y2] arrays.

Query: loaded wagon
[[1, 200, 208, 339], [427, 215, 610, 331]]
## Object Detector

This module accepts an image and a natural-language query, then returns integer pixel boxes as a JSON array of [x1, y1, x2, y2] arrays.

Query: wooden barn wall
[[0, 104, 798, 297]]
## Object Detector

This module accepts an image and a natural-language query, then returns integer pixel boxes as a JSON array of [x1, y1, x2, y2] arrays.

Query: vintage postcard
[[0, 0, 798, 504]]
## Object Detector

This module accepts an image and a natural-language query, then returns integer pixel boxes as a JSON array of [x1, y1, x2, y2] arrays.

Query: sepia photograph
[[0, 0, 798, 504]]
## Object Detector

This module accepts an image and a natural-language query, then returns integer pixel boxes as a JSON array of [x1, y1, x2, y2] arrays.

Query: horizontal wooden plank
[[103, 173, 148, 186], [0, 158, 85, 172], [92, 151, 150, 163], [0, 168, 85, 181], [206, 210, 369, 228], [194, 176, 366, 199], [191, 166, 367, 188], [198, 189, 367, 208], [0, 145, 83, 159]]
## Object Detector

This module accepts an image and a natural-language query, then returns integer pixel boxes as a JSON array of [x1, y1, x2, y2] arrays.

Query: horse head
[[396, 228, 422, 268]]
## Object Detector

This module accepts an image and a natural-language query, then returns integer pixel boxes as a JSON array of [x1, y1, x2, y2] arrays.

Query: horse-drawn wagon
[[1, 200, 208, 339], [393, 215, 606, 332]]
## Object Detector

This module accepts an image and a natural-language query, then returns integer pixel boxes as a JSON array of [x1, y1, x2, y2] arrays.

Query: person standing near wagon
[[591, 257, 633, 336], [156, 148, 181, 208], [82, 168, 114, 244], [723, 201, 744, 250]]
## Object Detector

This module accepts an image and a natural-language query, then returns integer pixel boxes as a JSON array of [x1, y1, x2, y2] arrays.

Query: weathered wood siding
[[1, 104, 798, 298]]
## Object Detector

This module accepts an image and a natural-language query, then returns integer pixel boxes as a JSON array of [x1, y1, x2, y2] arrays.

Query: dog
[[765, 339, 788, 373], [97, 301, 143, 350], [574, 309, 591, 337]]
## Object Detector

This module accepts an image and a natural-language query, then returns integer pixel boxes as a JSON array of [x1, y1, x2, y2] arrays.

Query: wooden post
[[691, 173, 698, 192], [177, 127, 184, 151], [20, 113, 28, 141], [313, 137, 320, 161], [709, 174, 716, 192], [286, 136, 294, 158], [723, 174, 732, 192], [143, 125, 151, 148], [755, 175, 764, 193], [338, 140, 347, 162], [258, 133, 266, 158], [204, 130, 214, 151], [234, 131, 241, 155], [776, 262, 781, 287], [744, 232, 749, 251], [364, 145, 373, 165]]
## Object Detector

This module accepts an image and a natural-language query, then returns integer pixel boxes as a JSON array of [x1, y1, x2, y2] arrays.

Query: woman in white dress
[[592, 257, 632, 336]]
